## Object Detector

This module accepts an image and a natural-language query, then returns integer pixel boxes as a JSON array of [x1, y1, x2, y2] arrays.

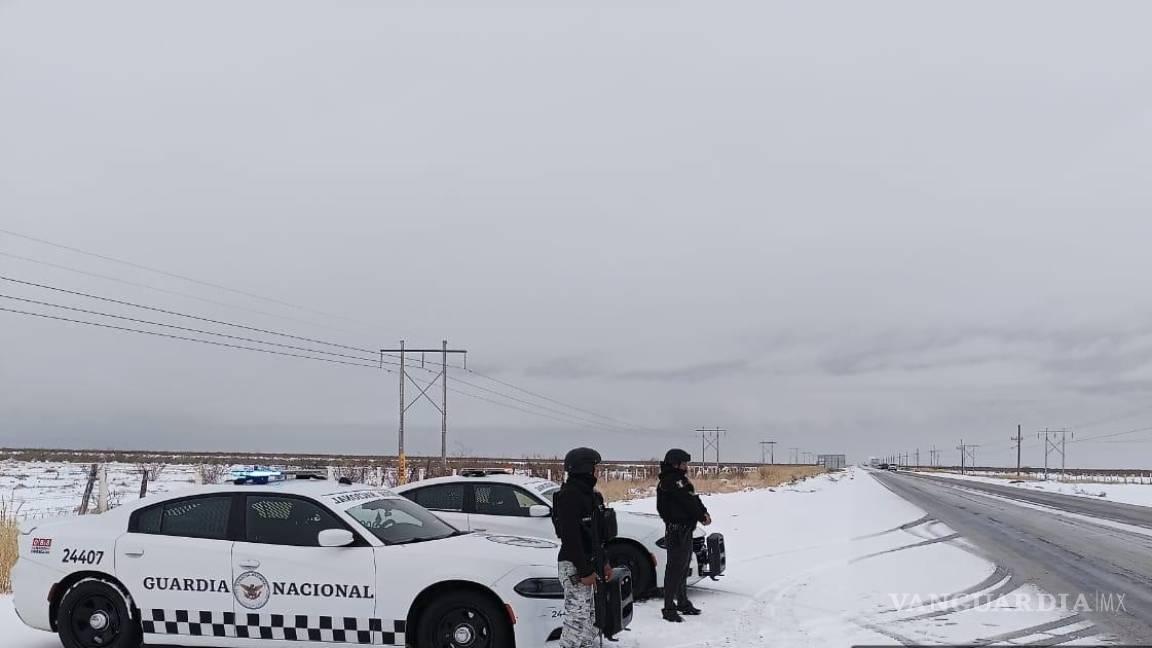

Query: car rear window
[[135, 496, 232, 540]]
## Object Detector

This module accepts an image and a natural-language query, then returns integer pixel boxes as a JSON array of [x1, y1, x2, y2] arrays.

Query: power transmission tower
[[380, 340, 468, 481], [696, 427, 726, 469], [1038, 428, 1071, 481], [760, 441, 776, 464], [789, 447, 799, 464], [930, 446, 940, 467], [1010, 424, 1023, 476], [915, 448, 920, 467], [956, 440, 978, 474]]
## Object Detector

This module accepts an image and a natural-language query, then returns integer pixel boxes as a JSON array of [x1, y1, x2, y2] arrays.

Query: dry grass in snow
[[599, 465, 827, 502]]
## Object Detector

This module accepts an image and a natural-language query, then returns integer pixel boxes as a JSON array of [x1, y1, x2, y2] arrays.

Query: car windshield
[[539, 486, 559, 503], [344, 497, 461, 545]]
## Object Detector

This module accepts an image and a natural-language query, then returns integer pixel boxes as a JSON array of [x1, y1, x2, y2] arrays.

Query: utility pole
[[381, 340, 468, 481], [956, 440, 978, 474], [760, 441, 776, 464], [1011, 424, 1023, 476], [1038, 428, 1071, 481], [696, 427, 726, 470]]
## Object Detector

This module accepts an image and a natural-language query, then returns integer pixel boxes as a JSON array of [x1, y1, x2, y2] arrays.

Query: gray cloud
[[4, 1, 1152, 468]]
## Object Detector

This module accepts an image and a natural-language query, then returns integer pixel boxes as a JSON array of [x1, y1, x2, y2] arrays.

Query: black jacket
[[553, 473, 606, 578], [656, 464, 709, 525]]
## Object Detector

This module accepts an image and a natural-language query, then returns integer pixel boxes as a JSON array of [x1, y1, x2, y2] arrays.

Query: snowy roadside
[[610, 468, 1112, 647], [913, 470, 1152, 508], [1, 468, 1114, 647]]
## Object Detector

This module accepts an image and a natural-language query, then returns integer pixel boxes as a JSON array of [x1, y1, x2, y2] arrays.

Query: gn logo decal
[[234, 571, 270, 610]]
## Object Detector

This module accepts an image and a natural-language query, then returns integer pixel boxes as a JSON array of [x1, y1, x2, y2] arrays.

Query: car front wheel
[[56, 579, 140, 648], [606, 542, 652, 596], [418, 592, 512, 648]]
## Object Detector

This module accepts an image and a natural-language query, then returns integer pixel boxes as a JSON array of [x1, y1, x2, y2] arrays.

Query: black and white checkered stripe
[[141, 610, 406, 645]]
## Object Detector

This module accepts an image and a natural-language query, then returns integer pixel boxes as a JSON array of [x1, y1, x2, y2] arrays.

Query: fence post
[[96, 465, 109, 513], [78, 463, 97, 515]]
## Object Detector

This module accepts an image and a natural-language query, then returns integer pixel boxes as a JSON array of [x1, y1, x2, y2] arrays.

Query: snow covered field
[[1, 461, 201, 519], [2, 467, 1116, 646], [915, 470, 1152, 508]]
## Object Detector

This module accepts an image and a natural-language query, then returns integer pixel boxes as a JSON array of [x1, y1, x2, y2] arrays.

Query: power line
[[0, 306, 387, 370], [0, 251, 364, 335], [0, 228, 369, 325], [445, 385, 647, 435], [0, 294, 381, 365], [0, 252, 662, 434], [449, 374, 655, 435], [0, 275, 379, 356], [462, 367, 659, 432], [1, 295, 655, 435]]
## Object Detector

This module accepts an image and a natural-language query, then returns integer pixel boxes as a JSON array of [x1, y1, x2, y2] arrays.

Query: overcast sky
[[4, 1, 1152, 467]]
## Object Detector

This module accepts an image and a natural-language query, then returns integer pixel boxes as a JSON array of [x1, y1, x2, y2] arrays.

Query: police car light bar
[[229, 467, 287, 485]]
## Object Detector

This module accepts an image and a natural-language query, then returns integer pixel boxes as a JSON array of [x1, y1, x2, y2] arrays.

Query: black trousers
[[662, 522, 694, 611]]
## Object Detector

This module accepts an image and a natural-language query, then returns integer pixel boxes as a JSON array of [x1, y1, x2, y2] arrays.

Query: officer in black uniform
[[656, 448, 711, 622], [553, 447, 614, 648]]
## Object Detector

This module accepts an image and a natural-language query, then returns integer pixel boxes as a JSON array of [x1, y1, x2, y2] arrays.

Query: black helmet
[[564, 447, 602, 474], [664, 448, 691, 465]]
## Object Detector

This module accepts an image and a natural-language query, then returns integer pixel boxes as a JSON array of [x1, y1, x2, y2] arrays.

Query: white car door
[[467, 482, 551, 537], [115, 494, 236, 642], [404, 483, 469, 531], [231, 494, 377, 643]]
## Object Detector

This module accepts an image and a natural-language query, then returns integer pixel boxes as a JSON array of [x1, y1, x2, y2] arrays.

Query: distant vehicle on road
[[395, 469, 727, 596], [14, 470, 587, 648], [888, 465, 899, 471]]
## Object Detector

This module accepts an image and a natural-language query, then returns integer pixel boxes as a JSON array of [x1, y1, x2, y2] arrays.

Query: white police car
[[12, 470, 573, 648], [394, 470, 725, 596]]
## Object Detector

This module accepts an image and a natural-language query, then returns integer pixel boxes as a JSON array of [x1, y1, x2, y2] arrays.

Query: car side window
[[473, 483, 537, 517], [408, 484, 465, 512], [245, 495, 345, 547], [134, 496, 232, 540]]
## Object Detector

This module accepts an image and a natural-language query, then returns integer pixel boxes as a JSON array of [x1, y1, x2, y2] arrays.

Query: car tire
[[606, 542, 653, 596], [418, 591, 511, 648], [56, 578, 140, 648]]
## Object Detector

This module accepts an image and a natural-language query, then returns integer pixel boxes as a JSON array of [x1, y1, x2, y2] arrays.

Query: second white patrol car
[[394, 470, 725, 596], [12, 471, 584, 648]]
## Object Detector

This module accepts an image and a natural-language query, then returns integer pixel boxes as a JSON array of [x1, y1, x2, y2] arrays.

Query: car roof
[[394, 473, 558, 490], [132, 479, 400, 508]]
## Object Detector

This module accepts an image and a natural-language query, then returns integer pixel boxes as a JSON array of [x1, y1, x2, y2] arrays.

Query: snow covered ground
[[915, 470, 1152, 508], [2, 467, 1115, 646], [1, 461, 201, 519]]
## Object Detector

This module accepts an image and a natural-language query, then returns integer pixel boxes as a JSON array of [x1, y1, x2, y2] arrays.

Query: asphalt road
[[873, 470, 1152, 644]]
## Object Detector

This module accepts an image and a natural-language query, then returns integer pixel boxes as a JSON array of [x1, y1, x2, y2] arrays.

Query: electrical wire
[[0, 228, 370, 325], [0, 275, 379, 356], [463, 367, 660, 432], [0, 302, 652, 435], [0, 306, 387, 371], [0, 237, 663, 433], [0, 294, 382, 364], [0, 251, 364, 336]]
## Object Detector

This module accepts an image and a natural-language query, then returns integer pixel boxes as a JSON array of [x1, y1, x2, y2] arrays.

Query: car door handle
[[238, 559, 261, 569], [122, 547, 145, 557]]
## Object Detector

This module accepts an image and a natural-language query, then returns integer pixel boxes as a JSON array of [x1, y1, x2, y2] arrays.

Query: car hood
[[391, 531, 558, 568], [617, 511, 707, 538]]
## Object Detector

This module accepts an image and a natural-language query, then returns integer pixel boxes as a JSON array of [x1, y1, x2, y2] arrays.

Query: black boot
[[662, 609, 684, 622], [677, 602, 702, 615]]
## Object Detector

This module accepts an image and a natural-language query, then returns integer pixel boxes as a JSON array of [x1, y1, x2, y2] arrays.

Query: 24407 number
[[62, 549, 104, 565]]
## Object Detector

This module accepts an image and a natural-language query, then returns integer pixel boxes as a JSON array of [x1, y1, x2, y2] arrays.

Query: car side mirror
[[318, 528, 355, 547], [528, 504, 551, 518]]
